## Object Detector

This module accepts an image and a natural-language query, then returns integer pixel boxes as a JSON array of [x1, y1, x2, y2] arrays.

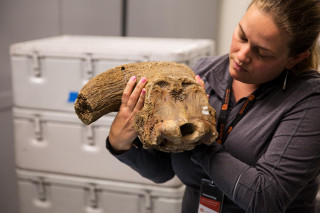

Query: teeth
[[202, 111, 209, 115], [202, 106, 209, 115]]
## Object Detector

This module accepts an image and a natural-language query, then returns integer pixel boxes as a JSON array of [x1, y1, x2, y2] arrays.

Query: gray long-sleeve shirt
[[106, 55, 320, 212]]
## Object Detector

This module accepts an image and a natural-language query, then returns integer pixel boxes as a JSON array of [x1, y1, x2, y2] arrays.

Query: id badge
[[198, 179, 224, 213]]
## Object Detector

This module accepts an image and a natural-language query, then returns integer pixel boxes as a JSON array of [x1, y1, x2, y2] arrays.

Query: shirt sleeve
[[106, 137, 175, 183], [191, 94, 320, 212]]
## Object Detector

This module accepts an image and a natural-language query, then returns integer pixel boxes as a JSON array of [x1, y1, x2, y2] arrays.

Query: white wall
[[125, 0, 252, 56], [127, 0, 219, 40], [216, 0, 252, 55]]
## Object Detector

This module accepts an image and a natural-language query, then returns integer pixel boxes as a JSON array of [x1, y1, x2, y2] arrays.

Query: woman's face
[[229, 4, 294, 85]]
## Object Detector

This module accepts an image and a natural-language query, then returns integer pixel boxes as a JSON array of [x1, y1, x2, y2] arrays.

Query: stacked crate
[[10, 35, 215, 213]]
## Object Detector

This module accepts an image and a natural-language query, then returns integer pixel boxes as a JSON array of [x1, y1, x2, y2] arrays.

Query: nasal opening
[[180, 123, 197, 137]]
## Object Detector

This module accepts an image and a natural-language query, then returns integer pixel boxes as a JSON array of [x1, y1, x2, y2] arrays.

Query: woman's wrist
[[108, 134, 132, 153], [106, 136, 131, 155]]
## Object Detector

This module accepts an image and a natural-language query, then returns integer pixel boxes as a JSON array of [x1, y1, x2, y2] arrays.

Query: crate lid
[[10, 35, 214, 62]]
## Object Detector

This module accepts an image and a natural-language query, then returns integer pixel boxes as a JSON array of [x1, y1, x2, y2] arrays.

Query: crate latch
[[32, 51, 41, 77], [85, 125, 95, 146], [87, 184, 100, 209], [33, 177, 48, 202], [144, 190, 153, 213], [33, 115, 43, 141], [84, 54, 94, 80]]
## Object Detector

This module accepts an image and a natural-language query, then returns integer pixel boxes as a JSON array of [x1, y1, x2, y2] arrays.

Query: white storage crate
[[13, 107, 182, 187], [17, 169, 185, 213], [10, 35, 215, 112]]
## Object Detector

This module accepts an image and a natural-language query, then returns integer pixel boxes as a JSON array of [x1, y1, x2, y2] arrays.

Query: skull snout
[[180, 123, 197, 137], [156, 120, 207, 145]]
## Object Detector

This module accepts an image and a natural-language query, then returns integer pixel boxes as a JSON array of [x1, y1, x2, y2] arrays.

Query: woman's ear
[[285, 51, 310, 69]]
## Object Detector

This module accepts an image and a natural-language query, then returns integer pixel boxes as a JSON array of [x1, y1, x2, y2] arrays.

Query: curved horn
[[74, 62, 195, 125], [74, 66, 126, 125]]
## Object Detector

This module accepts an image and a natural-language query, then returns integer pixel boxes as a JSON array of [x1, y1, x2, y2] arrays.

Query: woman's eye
[[238, 33, 247, 42], [256, 50, 271, 59], [257, 54, 267, 58]]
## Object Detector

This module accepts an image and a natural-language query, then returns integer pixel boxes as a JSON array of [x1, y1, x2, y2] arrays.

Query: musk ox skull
[[74, 62, 218, 152]]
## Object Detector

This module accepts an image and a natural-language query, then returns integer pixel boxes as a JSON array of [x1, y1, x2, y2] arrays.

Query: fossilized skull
[[75, 62, 218, 152]]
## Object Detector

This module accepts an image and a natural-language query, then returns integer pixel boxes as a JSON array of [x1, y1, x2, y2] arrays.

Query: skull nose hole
[[180, 123, 197, 137]]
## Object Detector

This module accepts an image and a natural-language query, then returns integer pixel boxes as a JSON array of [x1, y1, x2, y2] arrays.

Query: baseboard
[[0, 90, 13, 111]]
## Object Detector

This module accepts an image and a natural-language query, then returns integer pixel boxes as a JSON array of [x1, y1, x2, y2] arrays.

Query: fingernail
[[140, 77, 147, 83], [142, 88, 146, 94], [131, 76, 136, 81]]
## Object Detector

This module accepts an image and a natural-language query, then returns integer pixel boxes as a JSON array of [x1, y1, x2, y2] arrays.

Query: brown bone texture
[[75, 62, 218, 152]]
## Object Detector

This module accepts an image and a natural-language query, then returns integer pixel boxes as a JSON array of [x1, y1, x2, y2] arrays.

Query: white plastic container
[[17, 169, 185, 213], [13, 107, 182, 187], [10, 35, 215, 112]]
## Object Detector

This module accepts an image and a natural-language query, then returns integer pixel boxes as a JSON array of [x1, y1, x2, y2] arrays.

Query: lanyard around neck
[[216, 78, 261, 144]]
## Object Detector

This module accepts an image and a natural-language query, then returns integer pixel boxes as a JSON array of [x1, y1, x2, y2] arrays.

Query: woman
[[107, 0, 320, 212]]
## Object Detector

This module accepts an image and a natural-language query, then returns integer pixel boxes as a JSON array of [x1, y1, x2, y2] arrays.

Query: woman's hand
[[195, 74, 209, 99], [195, 75, 205, 89], [194, 75, 205, 90], [108, 76, 147, 152]]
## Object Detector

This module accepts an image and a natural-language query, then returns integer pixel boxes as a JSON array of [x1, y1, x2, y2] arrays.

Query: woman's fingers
[[126, 77, 147, 111], [195, 75, 205, 89], [134, 88, 146, 112], [195, 75, 209, 99], [121, 76, 137, 108]]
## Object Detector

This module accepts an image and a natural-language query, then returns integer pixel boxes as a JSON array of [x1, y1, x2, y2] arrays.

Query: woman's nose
[[238, 44, 251, 63]]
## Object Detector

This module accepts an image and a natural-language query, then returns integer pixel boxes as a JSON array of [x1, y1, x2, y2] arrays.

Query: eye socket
[[181, 82, 193, 87], [181, 79, 196, 88], [155, 80, 170, 88]]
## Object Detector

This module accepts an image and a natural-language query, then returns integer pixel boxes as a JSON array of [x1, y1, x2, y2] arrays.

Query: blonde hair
[[249, 0, 320, 73]]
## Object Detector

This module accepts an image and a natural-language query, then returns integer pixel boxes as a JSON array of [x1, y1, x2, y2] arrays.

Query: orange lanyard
[[216, 78, 261, 144]]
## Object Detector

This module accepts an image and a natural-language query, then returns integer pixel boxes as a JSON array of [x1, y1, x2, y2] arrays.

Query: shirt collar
[[203, 54, 230, 99]]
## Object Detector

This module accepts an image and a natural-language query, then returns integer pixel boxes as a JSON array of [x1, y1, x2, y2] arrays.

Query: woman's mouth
[[232, 59, 248, 72]]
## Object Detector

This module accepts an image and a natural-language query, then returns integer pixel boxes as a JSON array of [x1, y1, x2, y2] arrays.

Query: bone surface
[[75, 62, 218, 152]]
